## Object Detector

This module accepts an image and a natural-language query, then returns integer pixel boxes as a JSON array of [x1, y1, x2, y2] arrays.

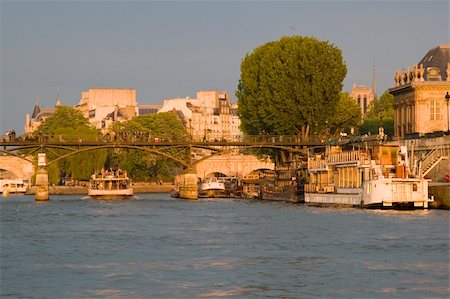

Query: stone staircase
[[419, 145, 450, 178]]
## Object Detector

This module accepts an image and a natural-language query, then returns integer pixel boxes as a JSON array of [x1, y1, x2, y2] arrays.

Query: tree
[[110, 112, 189, 182], [359, 91, 394, 136], [35, 106, 107, 183], [236, 36, 347, 139], [328, 92, 362, 136], [364, 91, 394, 122]]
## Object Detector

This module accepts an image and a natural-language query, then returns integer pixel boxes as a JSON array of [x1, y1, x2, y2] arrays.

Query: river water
[[1, 194, 449, 298]]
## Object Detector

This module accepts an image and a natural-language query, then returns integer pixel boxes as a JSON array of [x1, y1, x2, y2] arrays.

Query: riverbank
[[26, 182, 174, 195]]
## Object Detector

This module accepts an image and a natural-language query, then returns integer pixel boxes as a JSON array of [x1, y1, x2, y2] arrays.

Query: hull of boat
[[88, 188, 133, 199], [305, 192, 361, 207], [198, 189, 228, 198], [261, 188, 304, 203]]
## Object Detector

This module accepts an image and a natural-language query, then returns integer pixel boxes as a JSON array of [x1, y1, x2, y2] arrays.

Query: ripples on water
[[1, 195, 449, 298]]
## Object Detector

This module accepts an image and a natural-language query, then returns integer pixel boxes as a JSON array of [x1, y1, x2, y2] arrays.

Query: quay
[[25, 182, 173, 195]]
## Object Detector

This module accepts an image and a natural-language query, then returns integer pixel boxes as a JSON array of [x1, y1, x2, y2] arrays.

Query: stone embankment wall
[[429, 183, 450, 210]]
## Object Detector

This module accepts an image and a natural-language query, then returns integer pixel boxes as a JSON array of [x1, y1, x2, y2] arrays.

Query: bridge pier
[[35, 153, 49, 201], [178, 167, 198, 200], [35, 168, 49, 201]]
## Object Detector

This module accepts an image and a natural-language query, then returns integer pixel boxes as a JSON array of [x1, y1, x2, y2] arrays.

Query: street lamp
[[446, 92, 450, 133]]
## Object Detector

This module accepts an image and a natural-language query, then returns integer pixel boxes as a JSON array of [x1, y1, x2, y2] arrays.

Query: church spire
[[372, 59, 377, 99], [31, 96, 41, 118], [55, 91, 62, 107]]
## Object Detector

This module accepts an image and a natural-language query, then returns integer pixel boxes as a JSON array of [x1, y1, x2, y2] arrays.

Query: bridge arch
[[0, 155, 34, 180], [195, 154, 275, 180]]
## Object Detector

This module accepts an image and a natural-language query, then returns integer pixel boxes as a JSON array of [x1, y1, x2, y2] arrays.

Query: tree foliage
[[364, 91, 394, 122], [110, 112, 189, 181], [328, 92, 362, 136], [236, 35, 347, 139], [359, 91, 394, 136], [35, 106, 107, 183]]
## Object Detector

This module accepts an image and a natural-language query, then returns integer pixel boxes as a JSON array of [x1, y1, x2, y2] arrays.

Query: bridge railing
[[4, 133, 327, 145]]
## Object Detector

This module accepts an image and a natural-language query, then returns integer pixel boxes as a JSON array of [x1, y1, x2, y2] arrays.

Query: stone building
[[389, 44, 450, 139], [75, 87, 138, 131], [159, 90, 242, 142], [24, 98, 60, 134], [350, 84, 375, 115]]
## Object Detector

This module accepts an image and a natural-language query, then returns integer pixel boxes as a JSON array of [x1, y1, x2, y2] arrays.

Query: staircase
[[419, 145, 450, 178]]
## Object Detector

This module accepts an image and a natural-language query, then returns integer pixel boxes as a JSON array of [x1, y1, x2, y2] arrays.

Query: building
[[138, 104, 162, 116], [389, 44, 450, 139], [24, 98, 60, 134], [75, 87, 138, 131], [350, 84, 375, 115], [350, 65, 377, 115], [159, 90, 242, 142]]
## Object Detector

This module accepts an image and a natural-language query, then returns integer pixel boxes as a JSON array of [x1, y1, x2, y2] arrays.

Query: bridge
[[1, 135, 326, 169], [1, 135, 325, 200]]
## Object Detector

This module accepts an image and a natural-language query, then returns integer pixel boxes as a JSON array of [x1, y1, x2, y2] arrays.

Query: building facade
[[350, 84, 375, 115], [76, 88, 138, 131], [389, 45, 450, 139], [159, 90, 242, 142], [24, 98, 60, 134]]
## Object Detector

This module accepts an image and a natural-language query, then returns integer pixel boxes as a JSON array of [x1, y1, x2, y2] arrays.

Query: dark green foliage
[[111, 112, 189, 182], [359, 91, 394, 136], [35, 106, 107, 183], [359, 117, 394, 136], [236, 36, 347, 139], [329, 92, 362, 136]]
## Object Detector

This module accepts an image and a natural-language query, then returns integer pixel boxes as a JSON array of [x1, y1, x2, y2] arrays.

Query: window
[[430, 99, 441, 120]]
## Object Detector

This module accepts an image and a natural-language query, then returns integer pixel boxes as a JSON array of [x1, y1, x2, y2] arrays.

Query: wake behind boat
[[88, 169, 133, 199]]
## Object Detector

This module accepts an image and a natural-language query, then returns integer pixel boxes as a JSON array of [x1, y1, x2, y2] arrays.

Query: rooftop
[[418, 44, 450, 81]]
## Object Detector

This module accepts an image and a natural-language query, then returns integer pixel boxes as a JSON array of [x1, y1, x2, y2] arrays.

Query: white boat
[[0, 179, 29, 195], [88, 169, 133, 199], [305, 145, 432, 209], [198, 177, 227, 198]]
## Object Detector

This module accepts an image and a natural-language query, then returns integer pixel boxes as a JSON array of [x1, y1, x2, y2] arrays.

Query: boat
[[88, 169, 133, 199], [0, 179, 29, 195], [241, 169, 275, 199], [260, 168, 305, 203], [198, 177, 228, 198], [305, 145, 432, 209]]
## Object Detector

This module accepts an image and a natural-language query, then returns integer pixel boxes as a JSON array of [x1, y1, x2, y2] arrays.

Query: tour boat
[[198, 177, 227, 198], [305, 145, 432, 209], [0, 179, 29, 196], [88, 169, 133, 199]]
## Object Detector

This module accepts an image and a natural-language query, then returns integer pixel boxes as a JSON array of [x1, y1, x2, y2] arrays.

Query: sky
[[1, 0, 449, 134]]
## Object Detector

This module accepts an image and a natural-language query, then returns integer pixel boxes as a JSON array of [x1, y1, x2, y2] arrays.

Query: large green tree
[[110, 112, 189, 182], [236, 36, 347, 139], [359, 91, 394, 136], [35, 106, 107, 183]]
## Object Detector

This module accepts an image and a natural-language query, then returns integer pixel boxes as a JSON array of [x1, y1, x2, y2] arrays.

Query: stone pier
[[34, 168, 49, 201]]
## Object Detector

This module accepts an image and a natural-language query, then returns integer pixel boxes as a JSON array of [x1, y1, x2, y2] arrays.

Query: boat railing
[[308, 159, 328, 170], [326, 150, 368, 165]]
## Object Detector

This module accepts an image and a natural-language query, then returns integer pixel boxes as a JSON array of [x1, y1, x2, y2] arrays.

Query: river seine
[[1, 194, 449, 298]]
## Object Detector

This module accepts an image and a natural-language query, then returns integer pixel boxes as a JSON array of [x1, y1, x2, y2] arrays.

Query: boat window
[[413, 183, 418, 192]]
